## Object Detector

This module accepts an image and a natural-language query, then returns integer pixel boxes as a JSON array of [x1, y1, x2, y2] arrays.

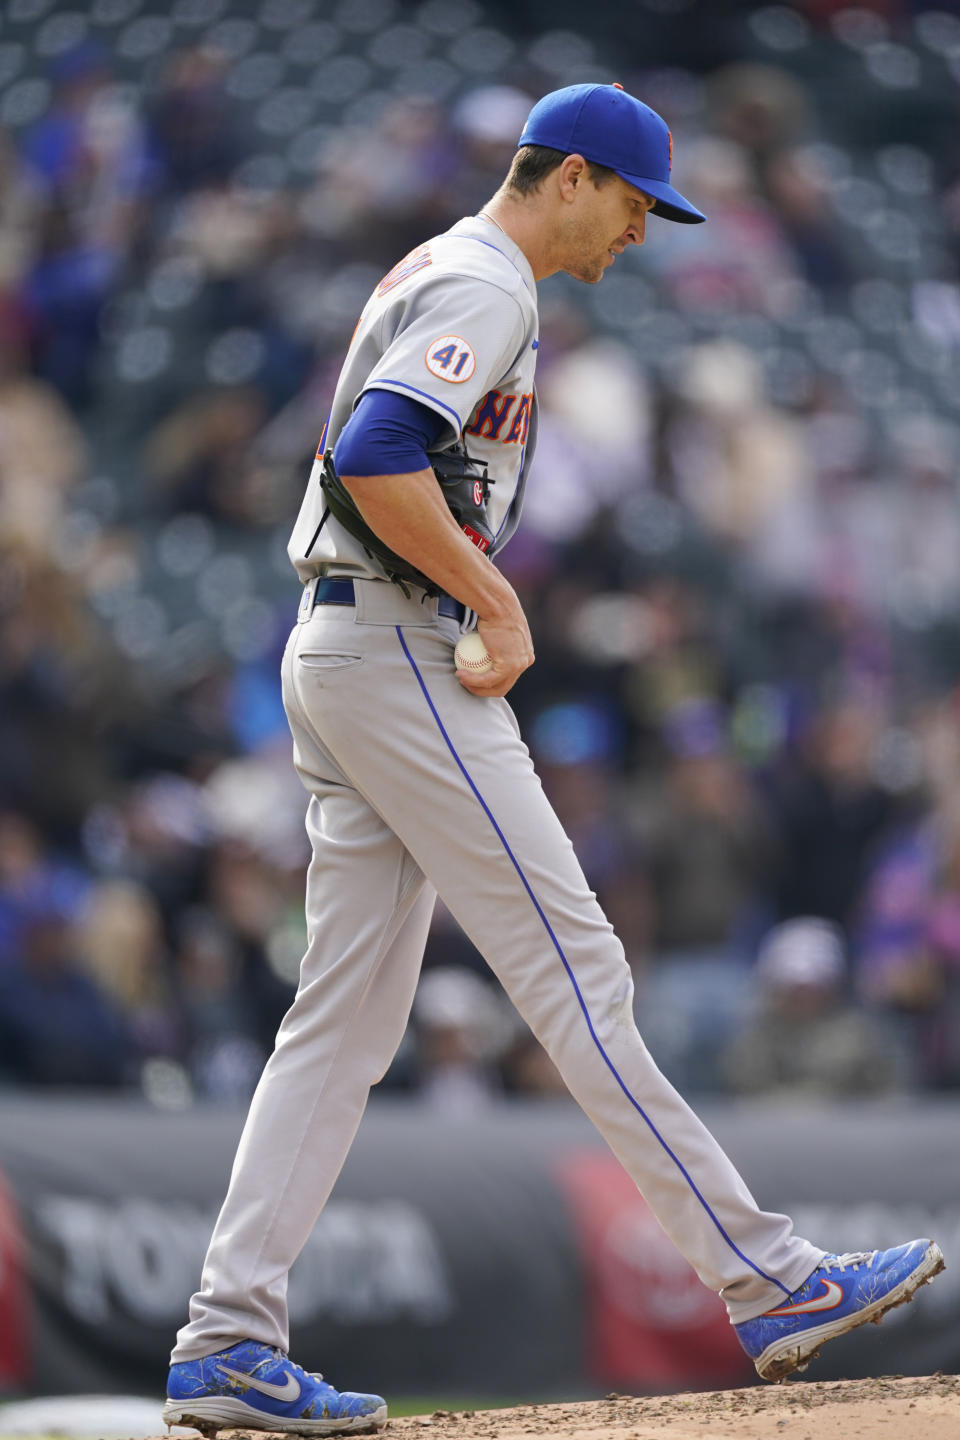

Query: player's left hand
[[457, 609, 534, 698]]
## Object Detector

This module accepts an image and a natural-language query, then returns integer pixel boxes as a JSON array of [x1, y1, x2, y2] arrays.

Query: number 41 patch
[[425, 335, 476, 383]]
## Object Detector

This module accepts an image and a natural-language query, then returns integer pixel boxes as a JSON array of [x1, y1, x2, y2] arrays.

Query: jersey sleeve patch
[[424, 335, 477, 384], [377, 244, 432, 297]]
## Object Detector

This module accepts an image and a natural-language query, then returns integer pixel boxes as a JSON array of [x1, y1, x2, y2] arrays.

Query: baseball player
[[164, 85, 943, 1436]]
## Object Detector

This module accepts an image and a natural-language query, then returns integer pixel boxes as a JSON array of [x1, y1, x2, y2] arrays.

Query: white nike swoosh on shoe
[[216, 1364, 302, 1402], [765, 1279, 843, 1316]]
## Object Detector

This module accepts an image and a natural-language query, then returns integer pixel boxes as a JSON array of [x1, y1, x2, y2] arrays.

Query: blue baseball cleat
[[735, 1238, 945, 1382], [162, 1339, 387, 1435]]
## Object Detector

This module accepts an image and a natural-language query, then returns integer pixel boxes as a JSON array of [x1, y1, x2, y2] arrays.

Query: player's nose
[[626, 213, 646, 246]]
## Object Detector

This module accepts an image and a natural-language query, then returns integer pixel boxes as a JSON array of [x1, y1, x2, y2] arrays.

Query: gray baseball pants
[[171, 578, 821, 1364]]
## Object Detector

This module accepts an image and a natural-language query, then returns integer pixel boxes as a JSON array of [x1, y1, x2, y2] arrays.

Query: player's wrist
[[474, 596, 524, 630], [466, 567, 520, 623]]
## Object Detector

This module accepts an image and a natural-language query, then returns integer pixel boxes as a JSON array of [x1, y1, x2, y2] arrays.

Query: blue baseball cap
[[518, 83, 705, 225]]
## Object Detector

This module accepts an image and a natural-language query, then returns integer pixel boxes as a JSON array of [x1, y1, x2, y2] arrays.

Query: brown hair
[[505, 145, 618, 196]]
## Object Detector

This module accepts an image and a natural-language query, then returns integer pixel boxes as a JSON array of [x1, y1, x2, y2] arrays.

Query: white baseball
[[454, 631, 493, 674]]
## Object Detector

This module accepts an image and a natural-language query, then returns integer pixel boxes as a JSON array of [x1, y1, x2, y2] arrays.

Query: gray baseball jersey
[[288, 216, 540, 585], [172, 216, 822, 1373]]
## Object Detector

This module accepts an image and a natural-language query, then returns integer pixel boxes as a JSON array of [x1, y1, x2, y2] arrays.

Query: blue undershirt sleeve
[[333, 388, 449, 478]]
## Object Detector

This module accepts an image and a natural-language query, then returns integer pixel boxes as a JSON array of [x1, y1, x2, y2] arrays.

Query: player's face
[[562, 175, 654, 284]]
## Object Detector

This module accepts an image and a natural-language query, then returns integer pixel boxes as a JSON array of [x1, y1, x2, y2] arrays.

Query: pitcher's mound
[[390, 1375, 960, 1440], [164, 1374, 959, 1440]]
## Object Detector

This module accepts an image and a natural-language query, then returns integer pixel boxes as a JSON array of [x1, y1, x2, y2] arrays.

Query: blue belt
[[312, 578, 465, 622]]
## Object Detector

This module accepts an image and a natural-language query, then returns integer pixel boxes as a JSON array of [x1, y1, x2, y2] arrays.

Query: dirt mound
[[164, 1374, 960, 1440], [390, 1374, 960, 1440]]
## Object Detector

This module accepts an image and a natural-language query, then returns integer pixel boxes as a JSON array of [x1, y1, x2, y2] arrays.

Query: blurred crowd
[[1, 0, 960, 1105]]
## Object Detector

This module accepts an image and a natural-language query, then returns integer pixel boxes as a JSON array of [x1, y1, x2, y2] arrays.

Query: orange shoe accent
[[764, 1279, 843, 1317]]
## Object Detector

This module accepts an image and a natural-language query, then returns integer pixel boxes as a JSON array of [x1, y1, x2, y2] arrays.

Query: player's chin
[[568, 259, 608, 285]]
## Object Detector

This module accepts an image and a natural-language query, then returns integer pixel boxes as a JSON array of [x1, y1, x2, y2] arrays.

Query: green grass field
[[388, 1396, 522, 1416]]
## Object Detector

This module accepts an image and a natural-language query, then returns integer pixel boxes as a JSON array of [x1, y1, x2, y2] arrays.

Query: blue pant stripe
[[396, 625, 791, 1300]]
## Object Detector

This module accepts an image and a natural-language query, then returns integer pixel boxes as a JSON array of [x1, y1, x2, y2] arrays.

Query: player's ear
[[557, 153, 587, 203]]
